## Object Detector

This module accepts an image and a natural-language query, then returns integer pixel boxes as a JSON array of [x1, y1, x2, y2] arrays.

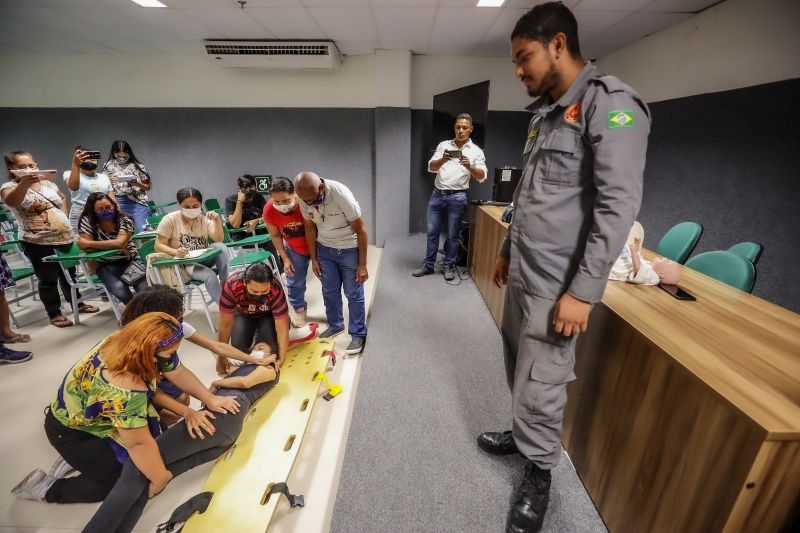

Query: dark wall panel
[[0, 107, 376, 242], [410, 78, 800, 312]]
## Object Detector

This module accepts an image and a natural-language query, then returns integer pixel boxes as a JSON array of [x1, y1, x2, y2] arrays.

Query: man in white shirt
[[296, 171, 369, 355], [413, 113, 487, 281]]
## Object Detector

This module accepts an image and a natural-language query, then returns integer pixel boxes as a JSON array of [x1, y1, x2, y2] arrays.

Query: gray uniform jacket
[[500, 63, 651, 304]]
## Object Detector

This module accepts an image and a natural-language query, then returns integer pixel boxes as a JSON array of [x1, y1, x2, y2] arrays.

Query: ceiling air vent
[[203, 40, 342, 70]]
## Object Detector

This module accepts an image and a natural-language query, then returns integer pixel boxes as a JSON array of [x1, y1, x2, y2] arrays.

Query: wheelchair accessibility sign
[[254, 175, 272, 192]]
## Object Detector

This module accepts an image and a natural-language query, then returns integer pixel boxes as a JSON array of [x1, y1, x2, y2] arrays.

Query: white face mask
[[181, 207, 202, 219], [274, 199, 296, 214], [115, 156, 129, 164]]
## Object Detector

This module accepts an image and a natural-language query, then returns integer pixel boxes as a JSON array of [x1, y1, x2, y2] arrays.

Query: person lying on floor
[[210, 341, 278, 391], [12, 313, 233, 504], [119, 285, 270, 424], [82, 361, 280, 533]]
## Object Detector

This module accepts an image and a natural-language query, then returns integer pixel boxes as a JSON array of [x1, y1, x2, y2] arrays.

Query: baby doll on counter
[[609, 237, 682, 286]]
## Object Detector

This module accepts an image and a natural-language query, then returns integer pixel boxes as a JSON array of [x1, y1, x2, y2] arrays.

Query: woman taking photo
[[64, 146, 114, 231], [103, 140, 152, 231], [2, 150, 98, 328], [155, 187, 230, 302], [77, 192, 147, 304]]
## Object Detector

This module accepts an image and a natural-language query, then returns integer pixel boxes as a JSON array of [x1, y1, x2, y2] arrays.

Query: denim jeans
[[116, 196, 151, 232], [424, 190, 468, 269], [96, 260, 148, 304], [317, 243, 367, 338], [284, 243, 310, 311], [189, 243, 230, 303]]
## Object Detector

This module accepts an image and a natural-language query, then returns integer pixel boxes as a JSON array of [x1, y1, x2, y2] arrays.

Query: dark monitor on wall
[[432, 80, 490, 154]]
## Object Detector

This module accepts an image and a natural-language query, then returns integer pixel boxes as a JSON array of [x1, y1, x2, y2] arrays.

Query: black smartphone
[[83, 150, 102, 160], [446, 149, 462, 158], [658, 283, 697, 301]]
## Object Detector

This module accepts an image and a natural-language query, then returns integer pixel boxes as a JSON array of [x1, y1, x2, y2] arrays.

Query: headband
[[157, 322, 184, 348]]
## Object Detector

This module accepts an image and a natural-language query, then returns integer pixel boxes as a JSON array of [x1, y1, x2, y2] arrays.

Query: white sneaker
[[292, 307, 307, 328], [47, 457, 74, 480], [11, 469, 53, 501]]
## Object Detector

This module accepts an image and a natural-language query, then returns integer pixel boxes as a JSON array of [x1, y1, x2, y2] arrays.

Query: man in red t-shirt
[[262, 176, 310, 327], [217, 262, 289, 372]]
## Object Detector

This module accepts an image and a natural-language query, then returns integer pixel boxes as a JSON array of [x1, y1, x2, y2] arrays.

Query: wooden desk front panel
[[564, 304, 792, 533], [469, 206, 508, 328]]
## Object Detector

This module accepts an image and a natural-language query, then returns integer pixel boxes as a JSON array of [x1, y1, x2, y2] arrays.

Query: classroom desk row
[[469, 205, 800, 533]]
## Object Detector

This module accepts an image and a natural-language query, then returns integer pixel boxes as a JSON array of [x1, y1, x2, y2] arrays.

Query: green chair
[[44, 244, 121, 324], [204, 198, 222, 212], [147, 213, 166, 228], [148, 199, 178, 214], [727, 241, 763, 265], [656, 222, 703, 264], [685, 250, 756, 293], [221, 225, 278, 276], [7, 266, 38, 328]]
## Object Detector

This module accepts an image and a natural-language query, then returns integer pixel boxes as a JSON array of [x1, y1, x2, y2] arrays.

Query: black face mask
[[80, 161, 98, 171], [249, 292, 267, 302]]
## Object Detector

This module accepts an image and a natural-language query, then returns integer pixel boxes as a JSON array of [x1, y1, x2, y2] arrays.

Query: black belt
[[435, 188, 468, 195]]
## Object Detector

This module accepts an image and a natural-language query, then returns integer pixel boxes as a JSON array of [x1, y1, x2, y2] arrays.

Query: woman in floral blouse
[[102, 140, 152, 231]]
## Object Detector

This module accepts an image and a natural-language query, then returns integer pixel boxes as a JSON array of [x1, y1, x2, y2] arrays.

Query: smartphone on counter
[[658, 283, 697, 301], [10, 169, 58, 181], [446, 149, 462, 159]]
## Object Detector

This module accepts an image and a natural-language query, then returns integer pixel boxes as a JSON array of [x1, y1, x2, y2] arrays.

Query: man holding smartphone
[[412, 113, 487, 281], [478, 4, 650, 532]]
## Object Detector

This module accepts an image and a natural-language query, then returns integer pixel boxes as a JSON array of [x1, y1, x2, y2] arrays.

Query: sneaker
[[47, 457, 74, 480], [443, 266, 456, 281], [0, 345, 33, 364], [319, 326, 345, 339], [11, 469, 53, 501], [345, 337, 366, 355], [412, 265, 434, 277], [292, 307, 307, 328]]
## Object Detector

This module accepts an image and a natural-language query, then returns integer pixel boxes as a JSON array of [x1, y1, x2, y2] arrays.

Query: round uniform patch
[[565, 101, 582, 123]]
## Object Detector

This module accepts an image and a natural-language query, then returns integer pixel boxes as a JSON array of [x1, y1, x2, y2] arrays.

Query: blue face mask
[[96, 207, 116, 221], [306, 189, 325, 207]]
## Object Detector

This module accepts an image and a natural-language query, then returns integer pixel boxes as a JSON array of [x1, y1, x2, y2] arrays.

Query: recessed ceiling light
[[130, 0, 167, 7], [477, 0, 506, 6]]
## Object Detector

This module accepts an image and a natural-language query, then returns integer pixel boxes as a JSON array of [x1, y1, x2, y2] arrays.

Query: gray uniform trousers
[[501, 283, 577, 470]]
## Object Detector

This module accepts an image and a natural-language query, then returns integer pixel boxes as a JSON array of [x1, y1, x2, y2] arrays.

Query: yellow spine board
[[183, 338, 334, 533]]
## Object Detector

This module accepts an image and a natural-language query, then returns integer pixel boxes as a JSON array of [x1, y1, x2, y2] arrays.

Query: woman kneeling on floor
[[12, 313, 238, 503]]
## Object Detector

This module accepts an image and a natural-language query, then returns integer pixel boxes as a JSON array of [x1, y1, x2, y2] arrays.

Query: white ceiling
[[0, 0, 721, 58]]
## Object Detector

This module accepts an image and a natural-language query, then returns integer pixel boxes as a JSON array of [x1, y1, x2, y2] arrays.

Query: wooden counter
[[469, 206, 800, 533], [468, 205, 509, 328]]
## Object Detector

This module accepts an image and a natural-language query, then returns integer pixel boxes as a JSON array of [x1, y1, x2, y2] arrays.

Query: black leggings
[[83, 369, 279, 533], [230, 312, 277, 353], [22, 242, 81, 319], [44, 409, 122, 503]]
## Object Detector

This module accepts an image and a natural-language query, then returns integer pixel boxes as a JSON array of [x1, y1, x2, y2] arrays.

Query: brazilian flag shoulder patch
[[608, 110, 634, 128]]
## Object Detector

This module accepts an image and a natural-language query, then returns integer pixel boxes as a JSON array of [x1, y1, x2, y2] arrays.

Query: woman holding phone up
[[103, 140, 152, 231], [64, 146, 114, 232], [2, 151, 98, 328]]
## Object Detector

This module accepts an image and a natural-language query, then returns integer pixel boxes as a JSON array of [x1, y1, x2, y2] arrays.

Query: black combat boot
[[506, 461, 551, 533], [477, 430, 519, 455]]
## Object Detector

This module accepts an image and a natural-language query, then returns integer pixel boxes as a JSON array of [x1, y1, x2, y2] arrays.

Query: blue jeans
[[189, 243, 231, 303], [116, 196, 151, 231], [424, 190, 468, 269], [284, 243, 310, 311], [96, 260, 148, 304], [317, 243, 367, 338]]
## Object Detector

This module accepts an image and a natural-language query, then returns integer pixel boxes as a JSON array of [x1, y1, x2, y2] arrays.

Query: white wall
[[0, 52, 377, 108], [0, 49, 527, 111], [411, 55, 530, 111], [595, 0, 800, 103]]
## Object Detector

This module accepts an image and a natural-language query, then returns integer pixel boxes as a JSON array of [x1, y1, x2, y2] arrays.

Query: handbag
[[120, 259, 147, 286]]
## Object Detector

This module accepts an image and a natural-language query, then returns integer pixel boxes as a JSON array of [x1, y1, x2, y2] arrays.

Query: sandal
[[50, 316, 74, 328], [77, 303, 100, 314], [1, 333, 32, 343]]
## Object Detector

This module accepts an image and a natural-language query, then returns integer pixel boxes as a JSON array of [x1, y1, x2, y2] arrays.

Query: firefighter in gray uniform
[[477, 4, 651, 533]]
